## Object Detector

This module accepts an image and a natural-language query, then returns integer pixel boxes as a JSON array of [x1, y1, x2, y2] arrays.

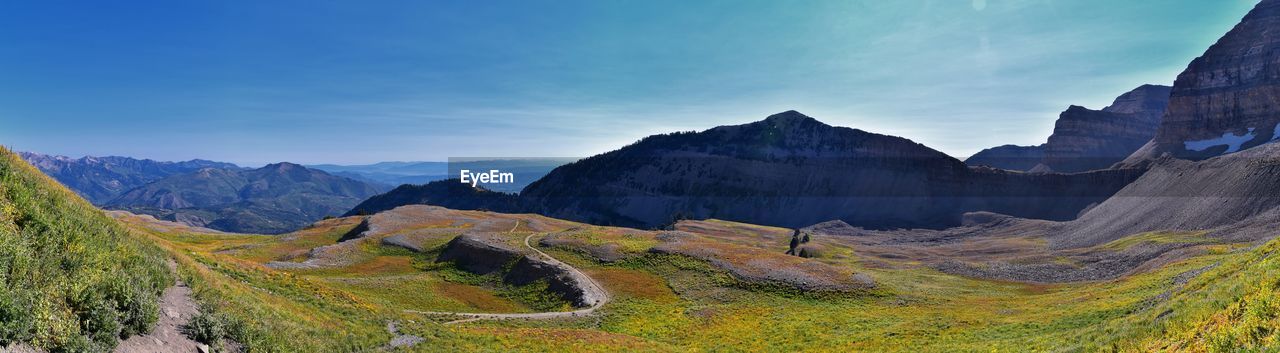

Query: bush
[[183, 311, 226, 344]]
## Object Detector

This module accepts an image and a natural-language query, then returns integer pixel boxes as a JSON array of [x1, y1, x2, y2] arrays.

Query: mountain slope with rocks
[[108, 162, 387, 234]]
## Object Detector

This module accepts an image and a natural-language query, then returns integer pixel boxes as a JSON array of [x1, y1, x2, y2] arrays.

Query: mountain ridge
[[108, 162, 387, 234]]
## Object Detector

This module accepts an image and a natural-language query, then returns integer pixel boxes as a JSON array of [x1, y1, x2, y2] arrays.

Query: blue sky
[[0, 0, 1259, 166]]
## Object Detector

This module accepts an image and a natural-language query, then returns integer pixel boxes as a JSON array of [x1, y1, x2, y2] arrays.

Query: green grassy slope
[[0, 147, 173, 352]]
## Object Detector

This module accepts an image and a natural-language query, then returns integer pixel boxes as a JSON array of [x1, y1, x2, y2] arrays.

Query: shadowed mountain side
[[343, 179, 521, 217], [964, 144, 1045, 171], [518, 111, 1145, 230]]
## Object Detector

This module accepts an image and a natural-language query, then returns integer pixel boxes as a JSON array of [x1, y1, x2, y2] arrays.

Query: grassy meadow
[[109, 204, 1280, 352]]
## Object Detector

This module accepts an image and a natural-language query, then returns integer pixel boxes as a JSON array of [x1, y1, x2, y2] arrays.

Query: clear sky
[[0, 0, 1260, 166]]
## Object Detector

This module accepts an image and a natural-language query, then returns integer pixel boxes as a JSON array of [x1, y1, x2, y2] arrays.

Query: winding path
[[405, 220, 611, 325]]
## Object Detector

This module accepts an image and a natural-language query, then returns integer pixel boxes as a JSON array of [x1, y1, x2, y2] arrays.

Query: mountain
[[18, 152, 239, 204], [963, 144, 1045, 171], [0, 147, 172, 351], [309, 158, 571, 193], [108, 162, 387, 234], [518, 110, 1142, 230], [1124, 0, 1280, 163], [343, 179, 521, 216], [965, 84, 1171, 172]]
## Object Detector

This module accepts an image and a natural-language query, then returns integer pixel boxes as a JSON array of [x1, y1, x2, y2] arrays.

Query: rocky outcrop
[[1124, 0, 1280, 163], [435, 233, 601, 307], [435, 234, 522, 274], [964, 144, 1045, 171], [520, 110, 1142, 230], [967, 85, 1171, 173], [503, 257, 597, 307]]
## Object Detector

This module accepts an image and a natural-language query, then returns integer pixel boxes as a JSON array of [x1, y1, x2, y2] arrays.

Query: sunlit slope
[[0, 147, 172, 352]]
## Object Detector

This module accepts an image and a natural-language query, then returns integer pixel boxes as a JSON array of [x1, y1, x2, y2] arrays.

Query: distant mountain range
[[308, 158, 571, 193], [107, 162, 386, 234], [18, 152, 240, 204], [965, 84, 1172, 173]]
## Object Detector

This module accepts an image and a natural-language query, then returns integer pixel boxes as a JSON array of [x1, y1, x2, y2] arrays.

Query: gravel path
[[405, 221, 611, 325], [114, 260, 207, 353]]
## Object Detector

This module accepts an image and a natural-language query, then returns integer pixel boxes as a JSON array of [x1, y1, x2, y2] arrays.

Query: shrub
[[182, 311, 226, 344]]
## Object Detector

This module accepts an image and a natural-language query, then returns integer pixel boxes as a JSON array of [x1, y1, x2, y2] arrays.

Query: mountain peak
[[263, 162, 304, 171], [761, 110, 823, 126]]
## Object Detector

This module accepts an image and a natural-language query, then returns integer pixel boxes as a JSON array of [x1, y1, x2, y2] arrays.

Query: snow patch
[[1184, 128, 1256, 153]]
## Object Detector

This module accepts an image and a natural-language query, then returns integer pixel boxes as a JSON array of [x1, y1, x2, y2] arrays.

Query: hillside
[[0, 148, 172, 352], [18, 152, 238, 204], [108, 162, 387, 234], [518, 110, 1141, 229]]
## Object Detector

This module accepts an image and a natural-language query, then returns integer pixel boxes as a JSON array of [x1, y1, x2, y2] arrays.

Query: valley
[[6, 0, 1280, 352], [105, 203, 1276, 352]]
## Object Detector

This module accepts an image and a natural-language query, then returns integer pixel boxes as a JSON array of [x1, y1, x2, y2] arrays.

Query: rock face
[[436, 233, 599, 307], [436, 233, 522, 274], [108, 162, 386, 234], [967, 84, 1171, 173], [1124, 0, 1280, 163], [520, 111, 1142, 230], [964, 144, 1045, 171], [343, 179, 521, 217], [17, 152, 239, 204]]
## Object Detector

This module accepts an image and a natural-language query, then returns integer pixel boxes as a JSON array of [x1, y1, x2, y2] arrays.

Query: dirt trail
[[114, 259, 206, 353], [406, 220, 611, 324]]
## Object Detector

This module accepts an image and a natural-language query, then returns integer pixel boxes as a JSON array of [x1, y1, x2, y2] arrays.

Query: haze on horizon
[[0, 0, 1259, 166]]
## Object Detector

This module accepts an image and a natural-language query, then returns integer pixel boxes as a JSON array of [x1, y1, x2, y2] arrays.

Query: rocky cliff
[[1124, 0, 1280, 163], [967, 84, 1171, 173]]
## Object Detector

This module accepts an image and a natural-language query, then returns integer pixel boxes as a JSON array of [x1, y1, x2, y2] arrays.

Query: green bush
[[182, 311, 226, 344]]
